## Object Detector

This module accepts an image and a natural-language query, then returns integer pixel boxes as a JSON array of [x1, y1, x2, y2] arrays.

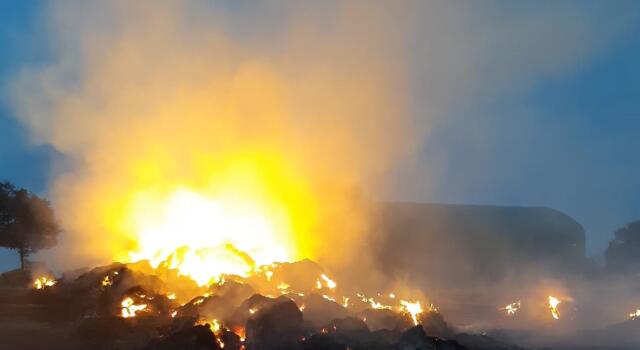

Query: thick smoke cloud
[[9, 1, 638, 327], [11, 0, 419, 271]]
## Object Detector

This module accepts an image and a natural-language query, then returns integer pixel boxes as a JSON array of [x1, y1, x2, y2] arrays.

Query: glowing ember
[[342, 296, 350, 308], [629, 309, 640, 320], [322, 294, 336, 302], [400, 300, 424, 325], [120, 297, 147, 318], [501, 301, 521, 316], [101, 275, 112, 287], [277, 282, 290, 290], [211, 319, 221, 333], [33, 276, 56, 290], [368, 298, 392, 310], [320, 274, 337, 289], [548, 296, 561, 320], [167, 293, 176, 300]]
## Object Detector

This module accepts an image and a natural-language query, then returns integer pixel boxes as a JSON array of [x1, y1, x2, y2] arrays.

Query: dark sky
[[1, 1, 639, 271]]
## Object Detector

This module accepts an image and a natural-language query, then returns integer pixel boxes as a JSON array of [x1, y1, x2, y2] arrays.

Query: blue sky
[[0, 1, 639, 270]]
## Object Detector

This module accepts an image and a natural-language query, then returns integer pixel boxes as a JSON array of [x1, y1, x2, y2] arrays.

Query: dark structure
[[373, 202, 586, 287]]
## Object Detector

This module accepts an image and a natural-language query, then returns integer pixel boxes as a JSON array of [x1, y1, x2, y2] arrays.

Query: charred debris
[[1, 259, 528, 350]]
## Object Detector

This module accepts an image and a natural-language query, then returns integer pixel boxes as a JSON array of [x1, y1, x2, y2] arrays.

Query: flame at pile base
[[123, 188, 304, 286], [33, 276, 57, 290], [548, 296, 561, 320]]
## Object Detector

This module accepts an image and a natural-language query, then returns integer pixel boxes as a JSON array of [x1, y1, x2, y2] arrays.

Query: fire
[[125, 189, 301, 286], [196, 319, 225, 348], [120, 297, 148, 318], [629, 309, 640, 320], [33, 276, 56, 290], [342, 297, 350, 308], [319, 274, 337, 289], [211, 319, 221, 333], [265, 270, 274, 281], [277, 282, 290, 291], [323, 294, 337, 302], [368, 298, 392, 310], [548, 296, 561, 320], [501, 301, 521, 316], [400, 300, 424, 325], [101, 275, 113, 287]]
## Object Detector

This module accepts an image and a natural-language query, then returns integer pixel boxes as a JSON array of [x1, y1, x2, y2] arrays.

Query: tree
[[605, 220, 640, 274], [0, 181, 60, 270]]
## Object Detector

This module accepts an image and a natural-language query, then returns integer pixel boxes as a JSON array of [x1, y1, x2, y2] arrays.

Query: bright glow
[[102, 275, 112, 287], [277, 282, 290, 291], [320, 274, 337, 289], [121, 297, 147, 318], [33, 276, 56, 290], [211, 319, 221, 333], [629, 309, 640, 320], [342, 297, 350, 308], [322, 294, 336, 302], [126, 189, 297, 286], [400, 300, 424, 325], [368, 298, 391, 310], [501, 301, 521, 316], [548, 296, 561, 320]]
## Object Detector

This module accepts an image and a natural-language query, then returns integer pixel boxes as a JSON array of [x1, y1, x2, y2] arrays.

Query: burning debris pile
[[23, 259, 529, 350]]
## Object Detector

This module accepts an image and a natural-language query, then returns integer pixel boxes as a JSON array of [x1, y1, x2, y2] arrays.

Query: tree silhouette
[[605, 220, 640, 274], [0, 181, 60, 270]]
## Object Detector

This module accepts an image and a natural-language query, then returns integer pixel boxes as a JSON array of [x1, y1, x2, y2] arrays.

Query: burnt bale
[[331, 317, 369, 337], [200, 282, 255, 328], [77, 315, 162, 350], [303, 293, 348, 327], [397, 326, 468, 350], [220, 328, 243, 350], [300, 334, 347, 350], [420, 311, 451, 338], [245, 298, 303, 350], [229, 294, 277, 326], [141, 324, 220, 350], [268, 259, 325, 293], [451, 332, 529, 350], [432, 339, 468, 350], [359, 309, 410, 331], [397, 325, 435, 350], [370, 329, 402, 346], [322, 317, 372, 347]]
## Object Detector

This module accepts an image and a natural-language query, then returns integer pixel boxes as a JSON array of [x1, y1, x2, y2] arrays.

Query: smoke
[[9, 0, 421, 271], [10, 0, 633, 279], [9, 0, 640, 346]]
